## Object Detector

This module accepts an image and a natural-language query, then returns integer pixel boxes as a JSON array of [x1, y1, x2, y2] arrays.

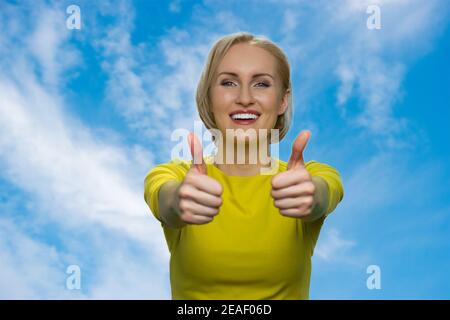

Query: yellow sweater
[[144, 157, 344, 299]]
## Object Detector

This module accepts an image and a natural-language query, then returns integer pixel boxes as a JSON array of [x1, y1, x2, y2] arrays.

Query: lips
[[229, 109, 261, 125], [229, 109, 261, 117]]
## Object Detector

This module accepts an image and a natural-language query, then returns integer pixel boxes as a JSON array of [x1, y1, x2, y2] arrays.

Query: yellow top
[[144, 157, 344, 300]]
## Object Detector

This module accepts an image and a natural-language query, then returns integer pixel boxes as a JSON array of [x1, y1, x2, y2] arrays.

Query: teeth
[[231, 113, 259, 120]]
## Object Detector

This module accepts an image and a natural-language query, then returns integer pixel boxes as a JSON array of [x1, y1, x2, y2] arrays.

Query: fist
[[175, 133, 223, 225], [271, 130, 316, 219]]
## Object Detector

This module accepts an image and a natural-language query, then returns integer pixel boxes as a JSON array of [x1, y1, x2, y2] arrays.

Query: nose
[[235, 85, 255, 106]]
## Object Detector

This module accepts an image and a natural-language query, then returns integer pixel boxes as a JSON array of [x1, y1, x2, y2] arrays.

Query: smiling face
[[210, 43, 289, 144]]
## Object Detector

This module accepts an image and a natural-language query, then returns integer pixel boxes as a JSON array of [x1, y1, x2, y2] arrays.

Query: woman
[[144, 32, 344, 299]]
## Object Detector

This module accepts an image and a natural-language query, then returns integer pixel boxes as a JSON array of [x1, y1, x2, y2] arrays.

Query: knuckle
[[179, 200, 189, 212], [272, 174, 284, 188], [271, 177, 277, 188], [271, 189, 279, 198], [215, 182, 224, 195], [178, 186, 190, 198], [199, 216, 214, 225], [180, 212, 192, 223], [204, 206, 214, 215], [300, 209, 311, 217], [184, 172, 194, 182], [300, 169, 310, 180]]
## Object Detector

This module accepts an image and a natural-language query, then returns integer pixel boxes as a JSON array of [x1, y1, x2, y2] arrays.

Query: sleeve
[[143, 159, 190, 223], [302, 160, 344, 256], [306, 160, 344, 216]]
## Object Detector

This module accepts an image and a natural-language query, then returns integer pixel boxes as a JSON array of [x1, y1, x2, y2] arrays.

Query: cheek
[[210, 98, 226, 126], [213, 89, 235, 108], [255, 89, 280, 106], [211, 89, 235, 119], [259, 96, 282, 118]]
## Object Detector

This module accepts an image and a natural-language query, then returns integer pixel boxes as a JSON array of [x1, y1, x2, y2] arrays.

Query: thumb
[[287, 130, 311, 170], [187, 132, 207, 175]]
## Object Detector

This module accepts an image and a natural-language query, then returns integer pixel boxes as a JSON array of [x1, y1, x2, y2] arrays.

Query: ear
[[278, 88, 290, 115]]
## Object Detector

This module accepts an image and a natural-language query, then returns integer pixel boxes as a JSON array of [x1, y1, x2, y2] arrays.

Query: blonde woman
[[144, 32, 344, 300]]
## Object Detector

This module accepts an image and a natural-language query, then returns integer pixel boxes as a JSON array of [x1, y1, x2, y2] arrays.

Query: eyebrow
[[217, 71, 275, 80]]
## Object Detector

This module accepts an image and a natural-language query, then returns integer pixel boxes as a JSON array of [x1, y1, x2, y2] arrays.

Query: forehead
[[217, 43, 277, 75]]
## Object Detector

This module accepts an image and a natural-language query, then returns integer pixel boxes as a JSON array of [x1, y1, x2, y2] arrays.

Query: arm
[[158, 180, 187, 229], [302, 176, 329, 223]]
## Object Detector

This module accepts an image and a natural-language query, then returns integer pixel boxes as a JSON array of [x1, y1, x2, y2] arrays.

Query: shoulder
[[148, 155, 221, 176], [276, 159, 320, 173], [276, 159, 341, 180], [146, 157, 193, 181], [304, 160, 341, 175]]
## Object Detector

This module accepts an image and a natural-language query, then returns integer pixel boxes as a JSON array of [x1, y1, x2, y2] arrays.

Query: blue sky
[[0, 0, 449, 299]]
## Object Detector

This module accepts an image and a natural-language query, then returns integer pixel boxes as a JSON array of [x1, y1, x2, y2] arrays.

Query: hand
[[271, 130, 316, 219], [174, 133, 223, 225]]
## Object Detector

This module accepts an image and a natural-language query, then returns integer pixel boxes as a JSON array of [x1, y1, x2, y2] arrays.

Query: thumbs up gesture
[[174, 133, 223, 225], [271, 130, 317, 219]]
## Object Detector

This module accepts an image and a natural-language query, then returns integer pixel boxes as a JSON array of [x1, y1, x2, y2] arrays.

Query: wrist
[[304, 176, 329, 222], [160, 181, 186, 228]]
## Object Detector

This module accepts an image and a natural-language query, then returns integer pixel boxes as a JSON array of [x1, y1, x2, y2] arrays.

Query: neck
[[213, 137, 273, 176]]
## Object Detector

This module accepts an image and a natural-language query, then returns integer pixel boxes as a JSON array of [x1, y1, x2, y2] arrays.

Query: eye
[[255, 81, 270, 88], [221, 80, 236, 87]]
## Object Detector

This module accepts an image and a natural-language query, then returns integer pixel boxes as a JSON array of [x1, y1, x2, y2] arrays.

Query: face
[[210, 43, 289, 144]]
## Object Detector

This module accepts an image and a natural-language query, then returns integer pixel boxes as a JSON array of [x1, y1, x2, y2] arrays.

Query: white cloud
[[27, 6, 81, 87], [277, 0, 449, 147], [0, 219, 78, 299], [88, 248, 171, 299], [0, 2, 170, 298], [93, 5, 212, 159], [339, 152, 444, 216], [0, 216, 170, 299], [334, 0, 448, 137], [0, 78, 165, 252], [315, 228, 355, 262], [282, 10, 299, 34]]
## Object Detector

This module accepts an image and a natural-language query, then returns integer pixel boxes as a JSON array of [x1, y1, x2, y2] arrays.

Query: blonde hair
[[196, 32, 293, 141]]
